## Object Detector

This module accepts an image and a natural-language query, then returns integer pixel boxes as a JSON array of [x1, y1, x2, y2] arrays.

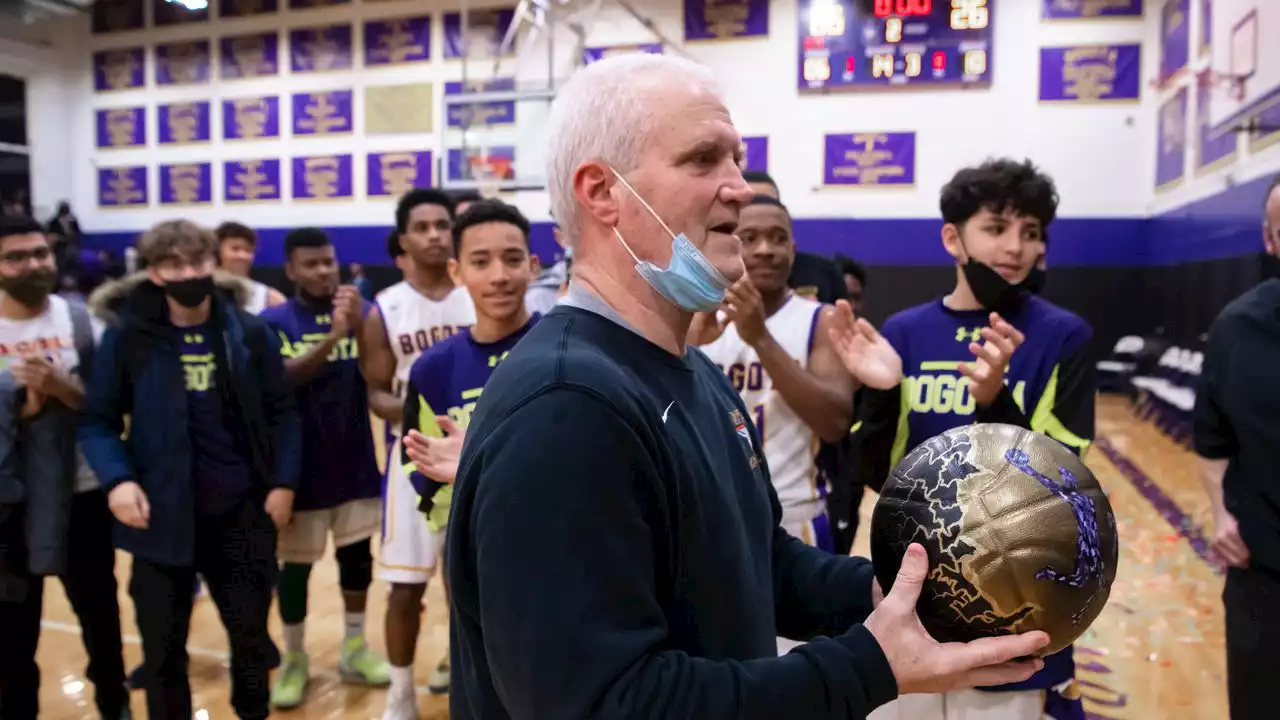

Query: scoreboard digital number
[[799, 0, 994, 92]]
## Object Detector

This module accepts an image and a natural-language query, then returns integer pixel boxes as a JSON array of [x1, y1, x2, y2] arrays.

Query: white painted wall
[[1, 0, 1157, 232]]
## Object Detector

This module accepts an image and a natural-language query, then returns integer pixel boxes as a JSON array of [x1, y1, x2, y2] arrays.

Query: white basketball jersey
[[375, 281, 476, 435], [701, 294, 824, 523], [244, 279, 271, 315]]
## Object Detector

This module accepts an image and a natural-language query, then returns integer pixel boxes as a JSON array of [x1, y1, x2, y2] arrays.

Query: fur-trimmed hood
[[87, 270, 255, 325]]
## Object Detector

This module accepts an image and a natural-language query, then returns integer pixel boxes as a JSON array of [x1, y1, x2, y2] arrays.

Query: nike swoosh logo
[[662, 401, 675, 423]]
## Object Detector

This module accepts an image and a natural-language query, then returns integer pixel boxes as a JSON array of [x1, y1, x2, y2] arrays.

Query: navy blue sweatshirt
[[445, 298, 898, 720]]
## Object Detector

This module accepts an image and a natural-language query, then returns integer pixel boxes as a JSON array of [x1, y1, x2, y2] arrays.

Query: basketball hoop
[[1197, 68, 1246, 102], [468, 154, 512, 198]]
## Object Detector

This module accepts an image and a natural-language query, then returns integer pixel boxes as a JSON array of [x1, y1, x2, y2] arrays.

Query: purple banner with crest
[[156, 40, 212, 86], [94, 48, 145, 92], [1156, 87, 1188, 190], [443, 8, 516, 59], [1160, 0, 1190, 79], [92, 0, 143, 34], [1041, 0, 1143, 19], [684, 0, 769, 41], [1039, 44, 1141, 102], [158, 102, 212, 145], [223, 96, 280, 141], [447, 147, 515, 181], [290, 25, 354, 73], [224, 159, 282, 203], [365, 16, 432, 66], [367, 151, 434, 197], [1196, 84, 1235, 172], [292, 90, 353, 136], [153, 0, 207, 26], [444, 79, 516, 128], [219, 0, 279, 18], [293, 154, 354, 201], [97, 166, 148, 208], [159, 163, 213, 206], [823, 132, 916, 186], [95, 107, 146, 149], [220, 32, 279, 80], [743, 136, 768, 172], [583, 43, 663, 64]]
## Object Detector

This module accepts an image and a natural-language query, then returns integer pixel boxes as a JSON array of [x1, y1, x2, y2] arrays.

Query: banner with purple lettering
[[1041, 0, 1143, 19], [95, 107, 146, 149], [1039, 44, 1141, 102], [1196, 84, 1235, 173], [154, 0, 207, 26], [1160, 0, 1190, 80], [92, 0, 143, 34], [293, 154, 355, 201], [93, 48, 145, 92], [365, 16, 432, 66], [1155, 87, 1188, 190], [97, 166, 148, 208], [223, 96, 280, 141], [684, 0, 769, 41], [367, 151, 434, 197], [220, 32, 279, 80], [158, 102, 212, 145], [156, 40, 212, 86], [289, 0, 351, 8], [743, 136, 768, 172], [159, 163, 213, 206], [224, 159, 282, 203], [1198, 0, 1212, 59], [443, 8, 516, 59], [445, 79, 515, 128], [218, 0, 279, 18], [583, 43, 663, 64], [447, 147, 515, 181], [823, 132, 916, 186], [292, 90, 353, 136], [290, 25, 354, 73]]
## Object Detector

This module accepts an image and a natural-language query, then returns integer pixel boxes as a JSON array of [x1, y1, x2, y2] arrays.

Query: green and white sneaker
[[339, 637, 391, 686], [270, 651, 309, 709], [427, 657, 450, 695]]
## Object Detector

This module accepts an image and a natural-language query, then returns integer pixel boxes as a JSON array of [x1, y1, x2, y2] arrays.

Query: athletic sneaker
[[270, 651, 309, 709], [338, 637, 391, 686], [427, 657, 450, 694], [380, 693, 419, 720]]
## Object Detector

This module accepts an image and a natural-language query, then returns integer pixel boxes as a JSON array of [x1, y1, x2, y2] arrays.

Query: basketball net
[[468, 154, 512, 199], [1196, 68, 1246, 103]]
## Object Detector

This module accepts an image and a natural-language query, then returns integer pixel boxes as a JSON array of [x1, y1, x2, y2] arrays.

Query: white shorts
[[376, 437, 443, 585], [868, 689, 1048, 720], [276, 498, 382, 565]]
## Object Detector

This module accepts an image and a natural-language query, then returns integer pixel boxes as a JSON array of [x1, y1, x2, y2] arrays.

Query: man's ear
[[573, 161, 619, 229], [940, 223, 963, 261], [146, 267, 164, 286], [447, 257, 461, 286]]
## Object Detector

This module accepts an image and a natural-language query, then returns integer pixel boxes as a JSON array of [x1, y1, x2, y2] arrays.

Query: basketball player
[[837, 158, 1096, 720], [696, 195, 855, 552], [0, 216, 129, 720], [361, 189, 475, 718], [259, 229, 390, 709], [216, 222, 285, 314], [741, 170, 846, 305]]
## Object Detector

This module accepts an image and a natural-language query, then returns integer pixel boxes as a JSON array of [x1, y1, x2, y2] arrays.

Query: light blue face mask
[[610, 169, 731, 313]]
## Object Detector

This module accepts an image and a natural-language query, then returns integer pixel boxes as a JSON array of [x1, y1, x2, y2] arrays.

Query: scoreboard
[[799, 0, 995, 92]]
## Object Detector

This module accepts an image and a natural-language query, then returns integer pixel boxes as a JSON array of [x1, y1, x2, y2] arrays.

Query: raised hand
[[330, 285, 363, 338], [722, 279, 769, 347], [827, 300, 902, 389], [688, 310, 729, 346], [958, 312, 1025, 407], [405, 416, 466, 485]]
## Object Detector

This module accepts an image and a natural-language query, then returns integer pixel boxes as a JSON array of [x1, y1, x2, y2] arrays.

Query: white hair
[[546, 53, 722, 247]]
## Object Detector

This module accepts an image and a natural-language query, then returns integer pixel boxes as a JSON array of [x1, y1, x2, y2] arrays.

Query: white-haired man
[[443, 54, 1049, 719]]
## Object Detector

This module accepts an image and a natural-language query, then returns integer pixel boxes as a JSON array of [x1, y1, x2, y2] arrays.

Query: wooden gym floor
[[33, 395, 1228, 718]]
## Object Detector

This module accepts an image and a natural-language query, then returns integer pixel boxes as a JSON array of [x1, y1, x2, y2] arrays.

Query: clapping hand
[[827, 300, 902, 390], [959, 313, 1025, 407], [330, 285, 363, 338], [404, 416, 465, 485]]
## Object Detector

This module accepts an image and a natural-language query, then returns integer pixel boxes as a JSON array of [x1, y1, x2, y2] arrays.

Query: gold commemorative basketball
[[870, 423, 1119, 656]]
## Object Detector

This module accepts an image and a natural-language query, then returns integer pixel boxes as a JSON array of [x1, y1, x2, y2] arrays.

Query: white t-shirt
[[0, 295, 105, 493]]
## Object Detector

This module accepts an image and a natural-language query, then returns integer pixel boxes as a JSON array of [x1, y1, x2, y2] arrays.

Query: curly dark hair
[[395, 189, 456, 234], [940, 158, 1059, 230]]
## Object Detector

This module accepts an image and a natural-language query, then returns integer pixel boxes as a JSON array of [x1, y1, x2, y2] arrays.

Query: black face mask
[[163, 275, 215, 308], [1261, 251, 1280, 282], [959, 257, 1045, 315], [0, 269, 56, 307]]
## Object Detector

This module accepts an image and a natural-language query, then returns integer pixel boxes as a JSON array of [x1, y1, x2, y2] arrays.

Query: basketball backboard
[[1206, 1, 1271, 134], [439, 79, 552, 194]]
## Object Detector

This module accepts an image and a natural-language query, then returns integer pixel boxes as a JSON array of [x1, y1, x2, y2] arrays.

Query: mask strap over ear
[[609, 166, 678, 241]]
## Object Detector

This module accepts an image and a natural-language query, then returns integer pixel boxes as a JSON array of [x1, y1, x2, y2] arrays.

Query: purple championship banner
[[445, 79, 516, 128], [158, 101, 212, 145], [224, 159, 282, 203], [443, 7, 516, 59], [220, 32, 279, 80], [446, 147, 515, 182], [292, 90, 353, 136], [822, 132, 916, 186], [1160, 0, 1190, 80], [684, 0, 769, 41], [743, 136, 768, 172], [367, 151, 434, 197], [1155, 86, 1188, 190], [292, 154, 354, 201], [223, 96, 280, 141], [365, 16, 432, 66], [95, 107, 146, 150], [97, 166, 148, 208], [153, 0, 207, 26], [1039, 44, 1142, 102], [155, 40, 212, 86], [1041, 0, 1143, 19], [1196, 83, 1236, 173], [159, 163, 214, 206], [93, 48, 145, 92], [1198, 0, 1211, 59], [290, 25, 354, 74], [92, 0, 143, 34], [583, 43, 663, 64], [218, 0, 279, 18]]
